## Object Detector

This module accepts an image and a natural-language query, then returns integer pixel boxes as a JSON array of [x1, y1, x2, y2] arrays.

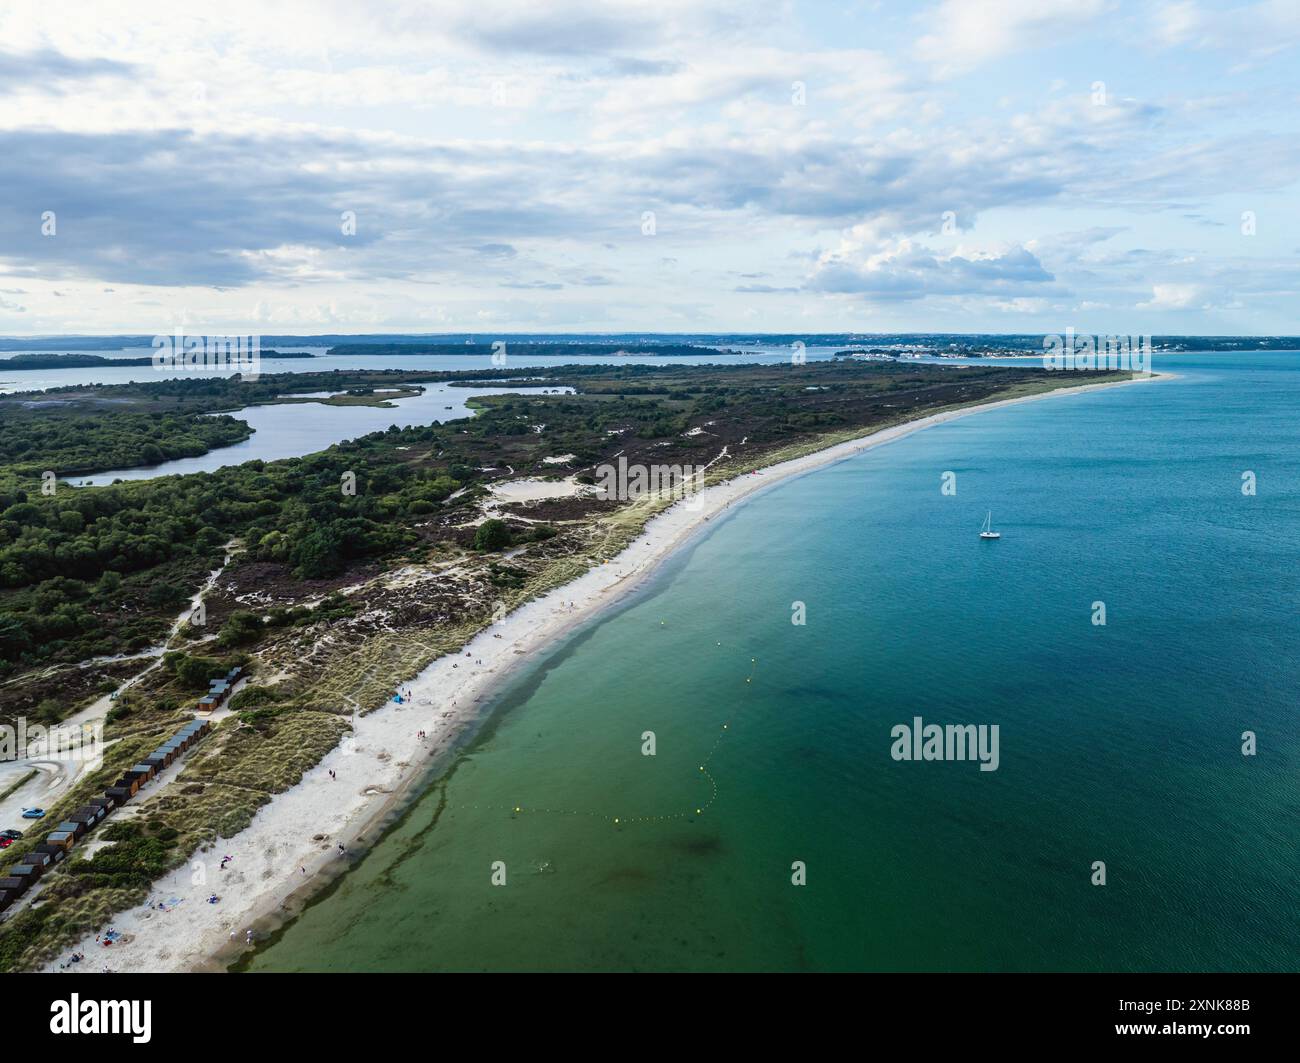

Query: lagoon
[[78, 382, 571, 485]]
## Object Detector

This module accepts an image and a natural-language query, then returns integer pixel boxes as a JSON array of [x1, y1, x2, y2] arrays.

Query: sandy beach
[[42, 371, 1163, 973]]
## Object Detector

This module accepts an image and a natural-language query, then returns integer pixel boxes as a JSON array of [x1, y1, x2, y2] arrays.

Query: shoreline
[[42, 370, 1165, 973]]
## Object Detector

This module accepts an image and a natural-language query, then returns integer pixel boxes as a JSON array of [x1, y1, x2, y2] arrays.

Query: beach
[[43, 371, 1161, 973]]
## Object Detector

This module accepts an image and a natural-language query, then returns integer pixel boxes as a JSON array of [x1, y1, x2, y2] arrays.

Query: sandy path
[[41, 371, 1164, 972]]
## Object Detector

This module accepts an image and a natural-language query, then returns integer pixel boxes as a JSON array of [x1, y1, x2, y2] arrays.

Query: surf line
[[456, 645, 759, 827]]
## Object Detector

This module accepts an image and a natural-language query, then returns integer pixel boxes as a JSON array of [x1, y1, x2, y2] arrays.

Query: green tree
[[473, 519, 512, 552]]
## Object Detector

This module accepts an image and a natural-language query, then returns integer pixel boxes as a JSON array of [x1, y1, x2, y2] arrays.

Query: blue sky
[[0, 0, 1296, 335]]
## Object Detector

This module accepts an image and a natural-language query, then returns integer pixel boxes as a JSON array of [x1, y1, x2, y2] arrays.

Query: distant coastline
[[0, 351, 314, 371]]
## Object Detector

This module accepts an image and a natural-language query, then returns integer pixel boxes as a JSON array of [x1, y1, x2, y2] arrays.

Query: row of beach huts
[[0, 715, 216, 915], [198, 666, 242, 714]]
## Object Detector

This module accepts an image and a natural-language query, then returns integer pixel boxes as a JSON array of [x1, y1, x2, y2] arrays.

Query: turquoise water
[[249, 353, 1299, 972]]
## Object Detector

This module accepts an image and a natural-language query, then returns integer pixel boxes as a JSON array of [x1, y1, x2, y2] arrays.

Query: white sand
[[42, 372, 1163, 972], [488, 477, 588, 503]]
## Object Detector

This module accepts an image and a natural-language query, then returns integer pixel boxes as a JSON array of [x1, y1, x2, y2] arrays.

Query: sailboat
[[979, 511, 1000, 540]]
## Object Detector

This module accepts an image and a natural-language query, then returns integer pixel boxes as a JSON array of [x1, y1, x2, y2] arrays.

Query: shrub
[[473, 519, 512, 552]]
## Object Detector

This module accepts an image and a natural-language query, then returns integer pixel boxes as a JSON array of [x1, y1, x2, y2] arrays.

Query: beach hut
[[227, 666, 242, 682], [33, 844, 65, 865], [88, 795, 116, 814], [210, 680, 229, 697], [10, 863, 41, 885], [105, 787, 132, 806], [57, 820, 88, 840], [197, 695, 217, 713], [126, 763, 155, 782], [146, 751, 171, 769], [113, 776, 140, 796], [22, 850, 51, 870], [68, 811, 97, 828], [77, 804, 107, 822], [45, 832, 76, 853], [0, 877, 26, 898], [0, 890, 16, 912]]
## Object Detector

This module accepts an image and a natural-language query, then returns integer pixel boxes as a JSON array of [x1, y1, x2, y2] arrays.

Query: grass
[[0, 769, 36, 803]]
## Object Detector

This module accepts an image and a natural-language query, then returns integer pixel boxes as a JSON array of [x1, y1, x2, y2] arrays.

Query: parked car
[[20, 808, 45, 820], [0, 837, 12, 849], [0, 829, 22, 840]]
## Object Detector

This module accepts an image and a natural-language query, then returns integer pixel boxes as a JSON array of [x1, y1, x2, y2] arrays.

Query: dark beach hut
[[77, 804, 106, 822], [105, 787, 132, 806], [57, 820, 88, 840], [46, 832, 76, 852], [0, 877, 26, 898], [0, 890, 16, 911], [126, 762, 155, 782], [114, 777, 140, 796], [68, 810, 97, 828], [227, 665, 242, 681], [22, 850, 51, 870], [146, 751, 171, 769], [10, 863, 41, 885], [88, 795, 116, 814], [33, 843, 66, 865]]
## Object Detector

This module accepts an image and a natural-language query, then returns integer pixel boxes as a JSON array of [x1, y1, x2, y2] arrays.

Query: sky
[[0, 0, 1297, 337]]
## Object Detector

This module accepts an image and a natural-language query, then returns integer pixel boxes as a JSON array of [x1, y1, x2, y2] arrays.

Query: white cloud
[[915, 0, 1112, 77]]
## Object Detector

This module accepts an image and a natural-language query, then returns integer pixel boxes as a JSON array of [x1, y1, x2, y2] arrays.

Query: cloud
[[0, 0, 1294, 331], [808, 236, 1056, 302], [915, 0, 1112, 76], [1137, 282, 1207, 309], [1147, 0, 1300, 58], [0, 48, 134, 92]]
